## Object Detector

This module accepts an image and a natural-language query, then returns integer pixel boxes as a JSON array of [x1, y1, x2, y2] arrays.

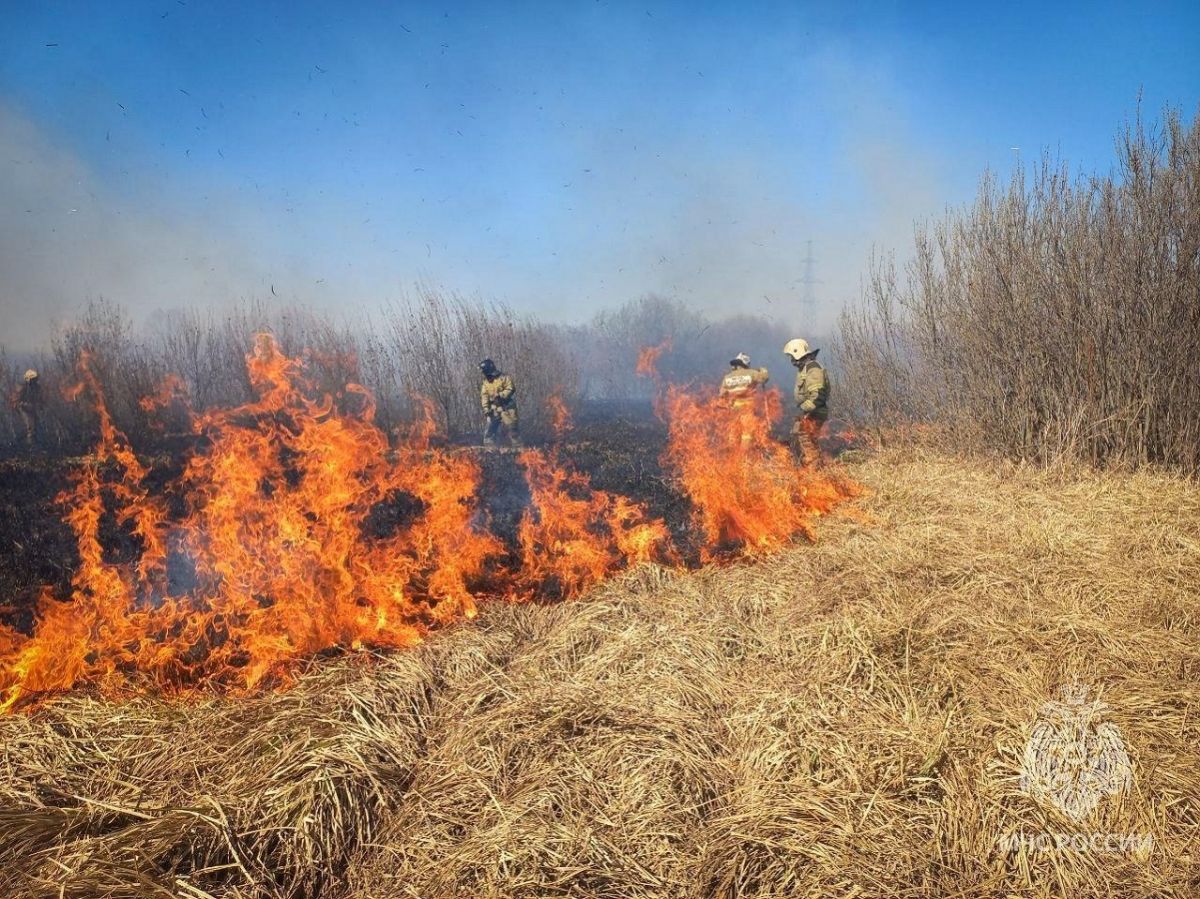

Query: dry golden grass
[[2, 448, 1199, 898]]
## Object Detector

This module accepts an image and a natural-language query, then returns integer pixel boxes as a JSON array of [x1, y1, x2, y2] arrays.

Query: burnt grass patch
[[0, 401, 717, 632]]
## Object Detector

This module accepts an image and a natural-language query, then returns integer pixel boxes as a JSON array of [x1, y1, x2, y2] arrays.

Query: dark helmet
[[479, 358, 498, 376]]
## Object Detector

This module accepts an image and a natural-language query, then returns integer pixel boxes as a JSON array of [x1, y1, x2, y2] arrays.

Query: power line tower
[[799, 239, 821, 322]]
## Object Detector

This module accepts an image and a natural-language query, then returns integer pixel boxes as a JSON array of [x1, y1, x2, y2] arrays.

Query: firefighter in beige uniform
[[15, 370, 42, 450], [783, 338, 829, 464], [479, 358, 522, 448], [718, 353, 770, 407], [719, 353, 769, 446]]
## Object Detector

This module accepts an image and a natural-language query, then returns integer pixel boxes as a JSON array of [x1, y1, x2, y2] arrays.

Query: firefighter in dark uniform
[[15, 369, 42, 450]]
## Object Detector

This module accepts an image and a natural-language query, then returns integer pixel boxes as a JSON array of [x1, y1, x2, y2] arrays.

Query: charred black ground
[[0, 401, 682, 629], [0, 398, 860, 634]]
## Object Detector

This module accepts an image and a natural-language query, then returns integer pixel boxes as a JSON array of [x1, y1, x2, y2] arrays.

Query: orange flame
[[546, 393, 573, 440], [635, 339, 672, 380], [0, 336, 500, 711], [137, 373, 188, 415], [515, 448, 672, 600], [635, 342, 863, 560], [0, 337, 865, 714], [659, 385, 861, 559]]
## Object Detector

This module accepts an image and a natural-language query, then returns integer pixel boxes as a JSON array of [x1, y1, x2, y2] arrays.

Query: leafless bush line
[[837, 105, 1200, 473], [2, 293, 801, 451]]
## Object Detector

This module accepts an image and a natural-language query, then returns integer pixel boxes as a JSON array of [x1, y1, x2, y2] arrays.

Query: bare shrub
[[585, 296, 802, 401], [50, 299, 168, 451], [838, 105, 1200, 472], [0, 293, 579, 451], [377, 287, 581, 440], [5, 291, 814, 452]]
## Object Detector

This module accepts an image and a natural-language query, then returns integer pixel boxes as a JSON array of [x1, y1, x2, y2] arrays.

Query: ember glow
[[0, 336, 862, 712]]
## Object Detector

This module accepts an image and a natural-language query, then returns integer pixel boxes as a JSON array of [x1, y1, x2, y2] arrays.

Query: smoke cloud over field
[[1, 48, 944, 351], [0, 104, 274, 347]]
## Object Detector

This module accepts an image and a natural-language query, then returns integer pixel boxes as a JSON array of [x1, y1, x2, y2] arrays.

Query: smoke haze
[[1, 103, 274, 346], [7, 0, 1189, 350], [1, 81, 941, 351]]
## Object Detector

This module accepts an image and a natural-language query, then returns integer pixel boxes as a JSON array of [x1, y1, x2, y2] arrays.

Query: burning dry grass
[[3, 448, 1200, 898], [0, 337, 859, 711]]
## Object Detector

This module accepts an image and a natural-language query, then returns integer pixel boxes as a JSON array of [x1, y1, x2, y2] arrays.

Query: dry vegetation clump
[[838, 106, 1200, 473], [0, 653, 438, 898], [1, 293, 804, 453], [351, 569, 743, 898], [0, 293, 582, 451], [3, 449, 1200, 898]]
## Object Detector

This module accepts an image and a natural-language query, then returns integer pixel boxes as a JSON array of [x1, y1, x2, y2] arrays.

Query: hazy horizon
[[2, 1, 1198, 349]]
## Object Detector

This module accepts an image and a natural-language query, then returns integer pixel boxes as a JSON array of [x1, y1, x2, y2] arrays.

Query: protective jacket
[[719, 366, 769, 401], [16, 379, 41, 412], [794, 361, 829, 415], [480, 373, 516, 413]]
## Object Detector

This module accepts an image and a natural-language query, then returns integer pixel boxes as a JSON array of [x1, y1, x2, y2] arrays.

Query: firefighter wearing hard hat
[[15, 369, 42, 450], [719, 352, 770, 448], [479, 358, 522, 448], [718, 352, 770, 407], [783, 339, 829, 464]]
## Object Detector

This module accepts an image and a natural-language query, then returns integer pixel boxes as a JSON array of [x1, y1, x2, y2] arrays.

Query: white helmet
[[730, 352, 750, 367], [23, 369, 38, 382], [783, 338, 815, 362]]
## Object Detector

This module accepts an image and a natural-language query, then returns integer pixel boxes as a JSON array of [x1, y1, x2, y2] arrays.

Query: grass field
[[2, 446, 1198, 898]]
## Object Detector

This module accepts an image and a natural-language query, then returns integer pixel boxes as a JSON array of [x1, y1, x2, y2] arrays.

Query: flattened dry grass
[[2, 448, 1199, 898]]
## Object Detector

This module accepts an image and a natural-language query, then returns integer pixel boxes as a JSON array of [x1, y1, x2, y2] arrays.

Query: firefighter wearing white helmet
[[15, 369, 42, 449], [719, 352, 770, 447], [783, 338, 829, 464], [718, 352, 769, 408]]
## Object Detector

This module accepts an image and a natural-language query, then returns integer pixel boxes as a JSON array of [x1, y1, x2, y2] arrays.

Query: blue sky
[[2, 1, 1197, 345]]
